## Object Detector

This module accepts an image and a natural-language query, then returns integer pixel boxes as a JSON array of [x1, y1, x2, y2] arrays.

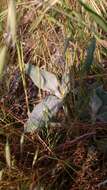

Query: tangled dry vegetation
[[0, 0, 107, 189]]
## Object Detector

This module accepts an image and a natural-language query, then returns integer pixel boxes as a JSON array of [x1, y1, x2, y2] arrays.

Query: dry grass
[[0, 0, 107, 189]]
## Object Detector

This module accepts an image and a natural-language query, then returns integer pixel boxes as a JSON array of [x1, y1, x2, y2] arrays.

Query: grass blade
[[83, 37, 96, 73], [0, 46, 7, 80], [79, 0, 107, 32], [5, 138, 11, 169], [7, 0, 16, 44]]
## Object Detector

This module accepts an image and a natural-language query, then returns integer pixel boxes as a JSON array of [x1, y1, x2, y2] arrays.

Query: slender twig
[[36, 133, 53, 155], [56, 132, 96, 151], [0, 101, 53, 155], [0, 101, 25, 124]]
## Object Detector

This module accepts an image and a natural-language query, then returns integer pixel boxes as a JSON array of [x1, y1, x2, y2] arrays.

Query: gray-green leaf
[[24, 95, 63, 133], [25, 63, 61, 98], [89, 90, 102, 116]]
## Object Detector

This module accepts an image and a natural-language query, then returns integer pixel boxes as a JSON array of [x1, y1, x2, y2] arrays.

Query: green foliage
[[79, 0, 107, 32], [83, 37, 96, 73], [25, 63, 61, 98], [0, 0, 107, 189], [24, 95, 63, 132]]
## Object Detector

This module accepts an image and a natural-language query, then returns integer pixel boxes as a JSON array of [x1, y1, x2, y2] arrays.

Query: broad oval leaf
[[25, 63, 62, 98], [24, 95, 63, 133]]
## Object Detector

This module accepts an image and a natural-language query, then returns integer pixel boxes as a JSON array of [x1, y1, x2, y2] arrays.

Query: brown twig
[[36, 133, 53, 155], [0, 101, 25, 124], [55, 132, 96, 151], [0, 100, 53, 155]]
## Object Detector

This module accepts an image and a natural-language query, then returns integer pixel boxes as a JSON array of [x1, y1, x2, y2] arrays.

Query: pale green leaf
[[25, 63, 61, 98], [89, 90, 102, 118], [0, 169, 3, 181], [0, 46, 7, 80], [5, 138, 11, 168], [24, 95, 63, 133], [7, 0, 16, 44]]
